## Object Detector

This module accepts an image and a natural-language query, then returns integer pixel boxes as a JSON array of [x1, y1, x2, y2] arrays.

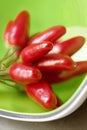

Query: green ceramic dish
[[0, 0, 87, 122]]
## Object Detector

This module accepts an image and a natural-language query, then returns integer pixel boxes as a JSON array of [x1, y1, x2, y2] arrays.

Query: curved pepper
[[25, 80, 61, 109], [9, 62, 42, 84], [35, 54, 76, 73], [48, 36, 85, 56], [29, 26, 66, 44], [20, 41, 53, 63], [4, 10, 30, 48]]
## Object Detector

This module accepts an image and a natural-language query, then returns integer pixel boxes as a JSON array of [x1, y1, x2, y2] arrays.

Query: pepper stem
[[0, 79, 24, 92], [0, 46, 20, 70]]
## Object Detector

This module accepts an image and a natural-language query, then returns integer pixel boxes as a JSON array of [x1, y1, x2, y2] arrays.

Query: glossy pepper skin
[[29, 26, 66, 45], [48, 36, 85, 56], [35, 54, 76, 73], [20, 41, 53, 63], [43, 61, 87, 83], [25, 80, 59, 110], [9, 62, 42, 84], [4, 11, 30, 48]]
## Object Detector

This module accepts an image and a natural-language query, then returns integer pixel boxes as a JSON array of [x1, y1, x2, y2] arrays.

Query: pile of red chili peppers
[[0, 10, 87, 110]]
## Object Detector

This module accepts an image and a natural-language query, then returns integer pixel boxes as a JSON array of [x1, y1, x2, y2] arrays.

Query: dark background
[[0, 100, 87, 130]]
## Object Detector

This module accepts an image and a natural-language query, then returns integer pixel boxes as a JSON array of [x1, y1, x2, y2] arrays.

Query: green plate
[[0, 0, 87, 114]]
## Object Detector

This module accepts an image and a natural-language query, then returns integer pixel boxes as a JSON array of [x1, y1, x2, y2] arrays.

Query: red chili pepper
[[4, 10, 30, 48], [29, 26, 66, 45], [43, 61, 87, 83], [20, 41, 53, 63], [9, 62, 42, 84], [25, 80, 60, 109], [48, 36, 85, 56], [4, 21, 13, 44], [35, 54, 76, 73]]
